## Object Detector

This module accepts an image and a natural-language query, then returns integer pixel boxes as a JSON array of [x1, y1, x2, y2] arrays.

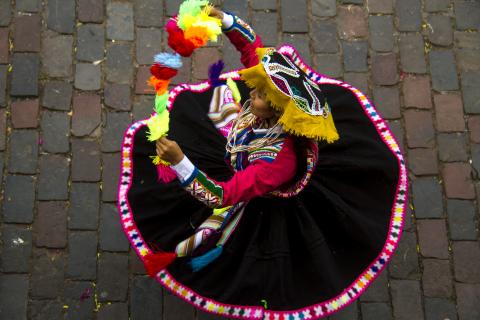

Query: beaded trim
[[118, 46, 408, 319]]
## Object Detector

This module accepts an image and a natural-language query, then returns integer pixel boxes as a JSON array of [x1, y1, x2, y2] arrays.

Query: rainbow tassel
[[189, 246, 223, 272]]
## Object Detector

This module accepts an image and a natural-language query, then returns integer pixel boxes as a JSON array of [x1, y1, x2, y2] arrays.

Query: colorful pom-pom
[[177, 0, 209, 30], [148, 76, 169, 95], [154, 92, 169, 114], [154, 52, 183, 69], [146, 112, 170, 142], [156, 163, 177, 183], [150, 64, 178, 80], [166, 18, 196, 57], [208, 60, 224, 88]]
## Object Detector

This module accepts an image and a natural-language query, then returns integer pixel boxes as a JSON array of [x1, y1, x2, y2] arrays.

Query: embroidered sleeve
[[222, 13, 264, 68], [177, 137, 297, 208]]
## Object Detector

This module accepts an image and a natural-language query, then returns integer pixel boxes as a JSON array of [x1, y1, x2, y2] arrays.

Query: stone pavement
[[0, 0, 479, 319]]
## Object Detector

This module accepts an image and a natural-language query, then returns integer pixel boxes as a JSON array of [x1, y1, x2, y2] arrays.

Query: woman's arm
[[170, 137, 297, 208], [217, 10, 264, 68]]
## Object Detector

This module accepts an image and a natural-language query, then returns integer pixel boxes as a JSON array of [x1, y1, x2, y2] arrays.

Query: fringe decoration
[[239, 48, 340, 143], [150, 64, 178, 80], [154, 52, 183, 69], [226, 78, 241, 103], [144, 252, 177, 278], [208, 60, 224, 88], [189, 246, 223, 272]]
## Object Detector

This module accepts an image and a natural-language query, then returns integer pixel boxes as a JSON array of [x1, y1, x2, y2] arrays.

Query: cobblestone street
[[0, 0, 479, 319]]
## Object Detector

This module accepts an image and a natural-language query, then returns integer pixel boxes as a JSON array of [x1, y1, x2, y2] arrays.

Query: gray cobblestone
[[0, 274, 29, 319], [425, 298, 458, 320], [135, 0, 164, 27], [9, 130, 38, 174], [342, 41, 368, 72], [69, 183, 100, 230], [0, 0, 11, 26], [391, 280, 424, 320], [312, 0, 336, 17], [106, 43, 134, 85], [395, 0, 422, 31], [130, 276, 164, 319], [11, 53, 39, 96], [38, 154, 69, 200], [412, 177, 444, 218], [429, 50, 459, 91], [312, 20, 338, 53], [0, 224, 32, 273], [2, 175, 35, 223], [461, 71, 480, 114], [40, 111, 70, 153], [67, 231, 98, 280], [99, 204, 130, 252], [399, 34, 427, 74], [75, 63, 102, 91], [77, 24, 105, 62], [315, 54, 342, 78], [98, 253, 129, 301], [427, 15, 453, 46], [46, 0, 75, 34], [369, 15, 394, 52], [42, 81, 72, 111], [30, 249, 64, 298], [107, 2, 134, 41], [447, 199, 477, 240], [281, 0, 308, 33], [64, 281, 95, 319], [41, 32, 73, 77]]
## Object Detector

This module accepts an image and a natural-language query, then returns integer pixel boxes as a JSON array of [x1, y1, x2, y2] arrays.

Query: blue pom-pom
[[208, 60, 225, 88], [189, 246, 223, 272], [154, 52, 183, 69]]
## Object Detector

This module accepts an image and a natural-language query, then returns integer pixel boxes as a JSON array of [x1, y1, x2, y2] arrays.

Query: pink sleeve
[[223, 14, 264, 68], [181, 137, 297, 208]]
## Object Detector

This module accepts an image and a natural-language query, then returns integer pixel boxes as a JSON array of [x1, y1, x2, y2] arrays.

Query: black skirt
[[118, 63, 408, 319]]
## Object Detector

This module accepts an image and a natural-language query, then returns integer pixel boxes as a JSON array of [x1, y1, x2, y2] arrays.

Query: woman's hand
[[156, 137, 184, 165], [209, 7, 224, 20]]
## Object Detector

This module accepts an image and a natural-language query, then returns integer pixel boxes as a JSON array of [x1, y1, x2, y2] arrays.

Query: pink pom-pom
[[156, 164, 177, 183]]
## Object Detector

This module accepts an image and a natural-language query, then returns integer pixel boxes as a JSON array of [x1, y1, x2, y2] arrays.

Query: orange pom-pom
[[184, 26, 209, 48], [148, 76, 169, 95]]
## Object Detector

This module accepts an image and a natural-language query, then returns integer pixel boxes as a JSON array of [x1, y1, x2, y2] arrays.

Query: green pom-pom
[[178, 0, 209, 30], [154, 92, 169, 114]]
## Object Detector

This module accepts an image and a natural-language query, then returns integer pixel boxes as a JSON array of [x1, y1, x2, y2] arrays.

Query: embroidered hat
[[239, 47, 339, 142]]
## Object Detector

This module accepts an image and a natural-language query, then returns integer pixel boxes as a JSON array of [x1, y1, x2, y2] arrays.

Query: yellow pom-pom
[[146, 111, 170, 142]]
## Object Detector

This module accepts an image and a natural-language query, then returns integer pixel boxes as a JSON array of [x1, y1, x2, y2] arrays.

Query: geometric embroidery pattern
[[183, 169, 224, 208]]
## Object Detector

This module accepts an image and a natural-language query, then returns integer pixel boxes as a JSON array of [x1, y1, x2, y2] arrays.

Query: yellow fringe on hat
[[239, 48, 339, 143]]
